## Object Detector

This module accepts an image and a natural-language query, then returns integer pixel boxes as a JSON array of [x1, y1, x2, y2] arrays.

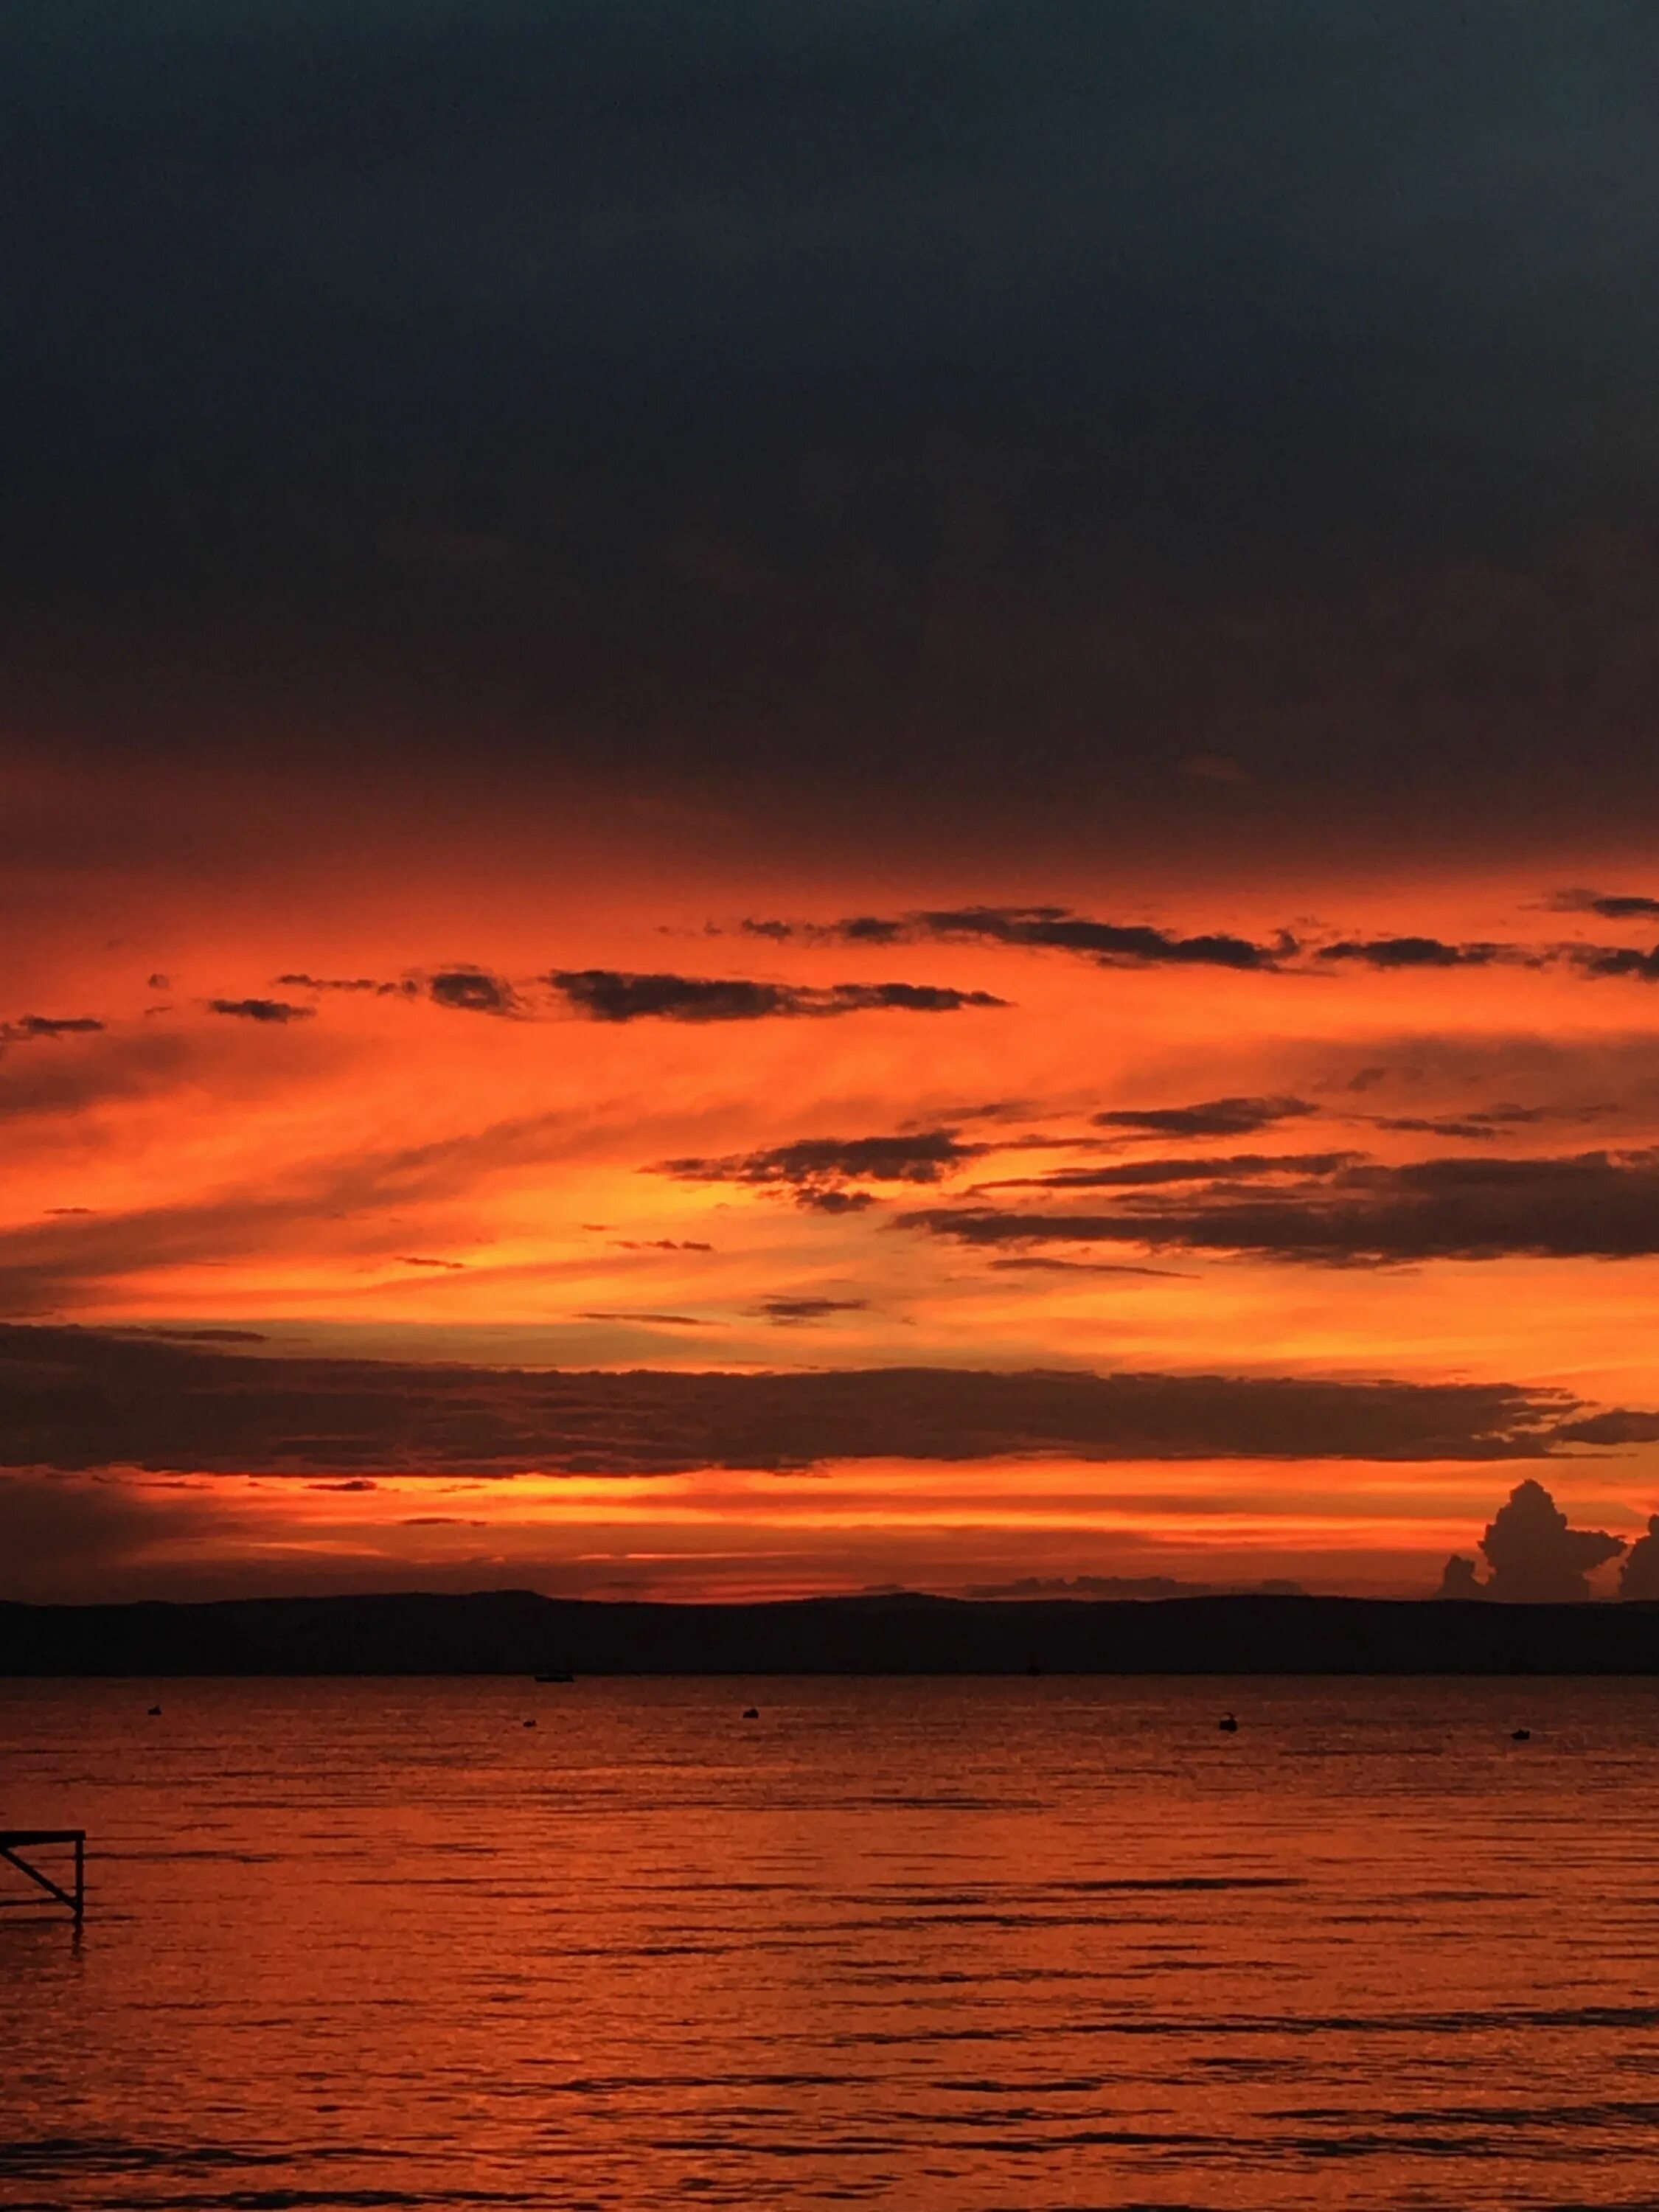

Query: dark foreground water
[[4, 1677, 1659, 2211]]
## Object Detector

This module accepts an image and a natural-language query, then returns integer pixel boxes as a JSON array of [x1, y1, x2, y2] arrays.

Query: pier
[[1, 1830, 85, 1923]]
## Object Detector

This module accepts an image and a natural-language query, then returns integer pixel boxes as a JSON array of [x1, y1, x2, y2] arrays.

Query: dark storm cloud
[[425, 969, 520, 1015], [13, 2, 1659, 851], [0, 1324, 1577, 1477], [655, 1129, 984, 1208], [549, 970, 1003, 1022], [1093, 1096, 1319, 1140], [899, 1150, 1659, 1263], [1314, 937, 1510, 970], [207, 998, 316, 1024], [1, 1015, 105, 1042]]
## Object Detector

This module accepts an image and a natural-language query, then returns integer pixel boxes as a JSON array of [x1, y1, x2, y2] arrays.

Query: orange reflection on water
[[5, 1676, 1659, 2211]]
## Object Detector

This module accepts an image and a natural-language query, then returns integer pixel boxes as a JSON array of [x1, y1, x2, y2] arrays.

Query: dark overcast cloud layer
[[10, 3, 1659, 850], [903, 1150, 1659, 1264], [0, 1324, 1575, 1476]]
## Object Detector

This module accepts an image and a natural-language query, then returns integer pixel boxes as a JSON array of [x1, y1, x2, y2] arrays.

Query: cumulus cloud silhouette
[[1619, 1517, 1659, 1599], [1435, 1554, 1485, 1599], [1478, 1478, 1624, 1601]]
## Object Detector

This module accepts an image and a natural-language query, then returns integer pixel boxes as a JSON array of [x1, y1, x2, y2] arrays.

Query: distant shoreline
[[4, 1590, 1659, 1677]]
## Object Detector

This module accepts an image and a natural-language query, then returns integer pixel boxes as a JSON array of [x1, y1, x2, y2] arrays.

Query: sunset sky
[[7, 1, 1659, 1602]]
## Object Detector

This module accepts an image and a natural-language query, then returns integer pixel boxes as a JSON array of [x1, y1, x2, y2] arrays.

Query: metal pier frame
[[0, 1830, 85, 1922]]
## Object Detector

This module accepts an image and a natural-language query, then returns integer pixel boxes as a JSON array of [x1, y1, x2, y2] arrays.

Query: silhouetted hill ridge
[[4, 1590, 1659, 1674]]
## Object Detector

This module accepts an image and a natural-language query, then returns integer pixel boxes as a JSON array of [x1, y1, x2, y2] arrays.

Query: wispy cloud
[[655, 1129, 984, 1209], [1093, 1096, 1318, 1139], [550, 970, 1003, 1021], [1, 1015, 105, 1042], [208, 998, 316, 1024]]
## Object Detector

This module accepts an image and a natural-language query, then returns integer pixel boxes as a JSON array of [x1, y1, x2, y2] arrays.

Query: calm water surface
[[4, 1676, 1659, 2211]]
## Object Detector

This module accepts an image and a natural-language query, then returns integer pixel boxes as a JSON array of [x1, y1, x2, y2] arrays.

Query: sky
[[7, 1, 1659, 1604]]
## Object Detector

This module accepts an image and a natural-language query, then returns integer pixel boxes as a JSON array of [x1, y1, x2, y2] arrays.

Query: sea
[[4, 1675, 1659, 2211]]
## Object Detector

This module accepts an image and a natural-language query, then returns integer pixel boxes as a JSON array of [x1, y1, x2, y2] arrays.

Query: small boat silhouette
[[1218, 1712, 1239, 1733], [1511, 1727, 1531, 1742], [742, 1705, 759, 1719]]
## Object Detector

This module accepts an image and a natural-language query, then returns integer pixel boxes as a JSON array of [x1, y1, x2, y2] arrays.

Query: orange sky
[[16, 0, 1659, 1605], [7, 757, 1659, 1604]]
